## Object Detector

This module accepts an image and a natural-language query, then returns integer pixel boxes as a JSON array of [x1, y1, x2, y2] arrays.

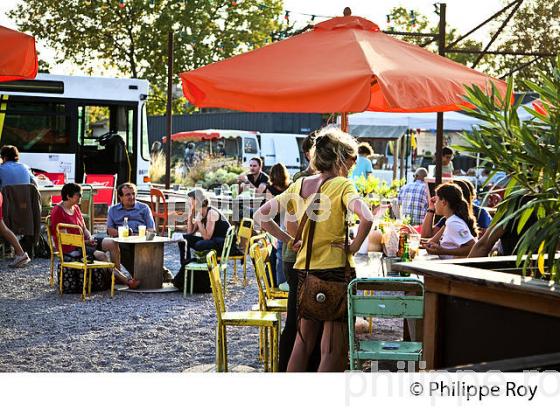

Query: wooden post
[[341, 112, 349, 132], [435, 3, 446, 185], [423, 289, 440, 369], [393, 137, 400, 181], [165, 31, 174, 189], [400, 133, 406, 180]]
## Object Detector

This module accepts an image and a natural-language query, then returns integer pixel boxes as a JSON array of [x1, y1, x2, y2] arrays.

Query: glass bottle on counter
[[122, 217, 129, 238]]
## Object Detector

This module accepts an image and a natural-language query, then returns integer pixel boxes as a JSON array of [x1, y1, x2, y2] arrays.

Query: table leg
[[119, 242, 164, 289]]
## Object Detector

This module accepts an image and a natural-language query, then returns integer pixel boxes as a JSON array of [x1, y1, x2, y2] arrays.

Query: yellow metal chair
[[56, 223, 115, 301], [45, 215, 60, 287], [249, 242, 288, 313], [229, 217, 253, 285], [249, 234, 288, 299], [249, 241, 288, 363], [206, 250, 280, 372]]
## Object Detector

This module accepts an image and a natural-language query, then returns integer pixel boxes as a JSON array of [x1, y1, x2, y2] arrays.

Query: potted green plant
[[353, 175, 404, 253], [459, 56, 559, 280], [394, 58, 560, 370]]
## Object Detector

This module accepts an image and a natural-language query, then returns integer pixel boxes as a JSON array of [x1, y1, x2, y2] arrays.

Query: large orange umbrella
[[180, 16, 506, 114], [0, 25, 38, 82]]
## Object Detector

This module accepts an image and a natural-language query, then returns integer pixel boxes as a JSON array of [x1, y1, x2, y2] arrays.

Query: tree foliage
[[490, 0, 560, 86], [386, 6, 486, 68], [9, 0, 283, 114]]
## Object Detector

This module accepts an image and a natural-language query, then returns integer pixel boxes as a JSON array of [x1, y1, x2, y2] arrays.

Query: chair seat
[[222, 311, 280, 326], [355, 340, 422, 361], [270, 288, 288, 299], [250, 302, 287, 312], [185, 262, 208, 270], [62, 261, 114, 270]]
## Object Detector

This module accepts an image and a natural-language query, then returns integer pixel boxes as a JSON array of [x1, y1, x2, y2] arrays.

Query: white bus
[[0, 74, 151, 188]]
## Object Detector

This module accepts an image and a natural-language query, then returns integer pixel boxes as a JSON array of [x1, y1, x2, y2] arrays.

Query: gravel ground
[[0, 246, 404, 372]]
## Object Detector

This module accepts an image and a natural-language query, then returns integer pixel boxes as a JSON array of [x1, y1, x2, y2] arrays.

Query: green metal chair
[[347, 277, 424, 371], [183, 225, 236, 297]]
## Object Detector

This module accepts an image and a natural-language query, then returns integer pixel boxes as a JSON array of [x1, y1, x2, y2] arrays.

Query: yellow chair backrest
[[249, 243, 271, 307], [237, 218, 254, 245], [250, 235, 275, 296], [207, 250, 225, 321], [45, 215, 55, 255], [56, 223, 87, 264]]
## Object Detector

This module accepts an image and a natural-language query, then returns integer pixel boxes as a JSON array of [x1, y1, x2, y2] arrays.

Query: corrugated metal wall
[[147, 112, 324, 144]]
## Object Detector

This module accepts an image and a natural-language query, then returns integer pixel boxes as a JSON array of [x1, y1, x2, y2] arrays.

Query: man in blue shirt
[[0, 145, 37, 190], [107, 183, 174, 283], [398, 167, 430, 225], [107, 182, 155, 237], [350, 142, 374, 180]]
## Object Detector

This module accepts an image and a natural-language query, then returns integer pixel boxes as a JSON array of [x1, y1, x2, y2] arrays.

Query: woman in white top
[[425, 182, 477, 259]]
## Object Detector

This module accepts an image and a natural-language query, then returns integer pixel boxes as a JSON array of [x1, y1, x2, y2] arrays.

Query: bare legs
[[287, 319, 321, 372], [101, 238, 120, 268], [98, 238, 130, 285], [0, 220, 26, 256], [318, 321, 348, 372], [287, 318, 348, 372]]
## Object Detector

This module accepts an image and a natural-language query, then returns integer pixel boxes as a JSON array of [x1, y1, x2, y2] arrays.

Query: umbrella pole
[[165, 31, 174, 190], [341, 112, 349, 133], [435, 3, 446, 186], [435, 112, 444, 184]]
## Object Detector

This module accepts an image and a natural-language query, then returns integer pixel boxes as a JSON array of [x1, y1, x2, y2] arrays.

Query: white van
[[172, 129, 304, 174], [259, 133, 304, 175]]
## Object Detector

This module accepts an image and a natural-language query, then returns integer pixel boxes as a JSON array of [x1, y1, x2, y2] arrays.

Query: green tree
[[9, 0, 283, 114], [490, 0, 559, 86], [386, 6, 486, 68]]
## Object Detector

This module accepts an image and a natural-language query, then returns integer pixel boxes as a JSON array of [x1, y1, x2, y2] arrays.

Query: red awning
[[161, 130, 221, 144]]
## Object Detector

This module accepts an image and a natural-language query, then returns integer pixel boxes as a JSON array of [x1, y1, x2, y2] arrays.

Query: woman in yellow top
[[256, 127, 373, 372]]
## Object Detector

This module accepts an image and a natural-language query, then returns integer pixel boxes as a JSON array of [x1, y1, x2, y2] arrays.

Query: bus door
[[77, 104, 137, 186]]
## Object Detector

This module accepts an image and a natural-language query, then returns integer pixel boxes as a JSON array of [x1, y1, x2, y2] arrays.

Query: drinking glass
[[138, 225, 146, 238], [118, 226, 126, 238], [408, 233, 421, 260]]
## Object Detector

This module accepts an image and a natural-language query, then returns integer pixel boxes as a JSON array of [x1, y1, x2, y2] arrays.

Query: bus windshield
[[0, 96, 72, 153]]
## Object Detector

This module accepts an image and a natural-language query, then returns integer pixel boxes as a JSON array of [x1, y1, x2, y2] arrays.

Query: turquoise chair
[[347, 277, 424, 370], [183, 225, 236, 297]]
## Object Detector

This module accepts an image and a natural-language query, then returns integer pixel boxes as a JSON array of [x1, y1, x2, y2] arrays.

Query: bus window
[[140, 103, 150, 161], [126, 108, 134, 154], [79, 105, 110, 148], [0, 96, 71, 153]]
